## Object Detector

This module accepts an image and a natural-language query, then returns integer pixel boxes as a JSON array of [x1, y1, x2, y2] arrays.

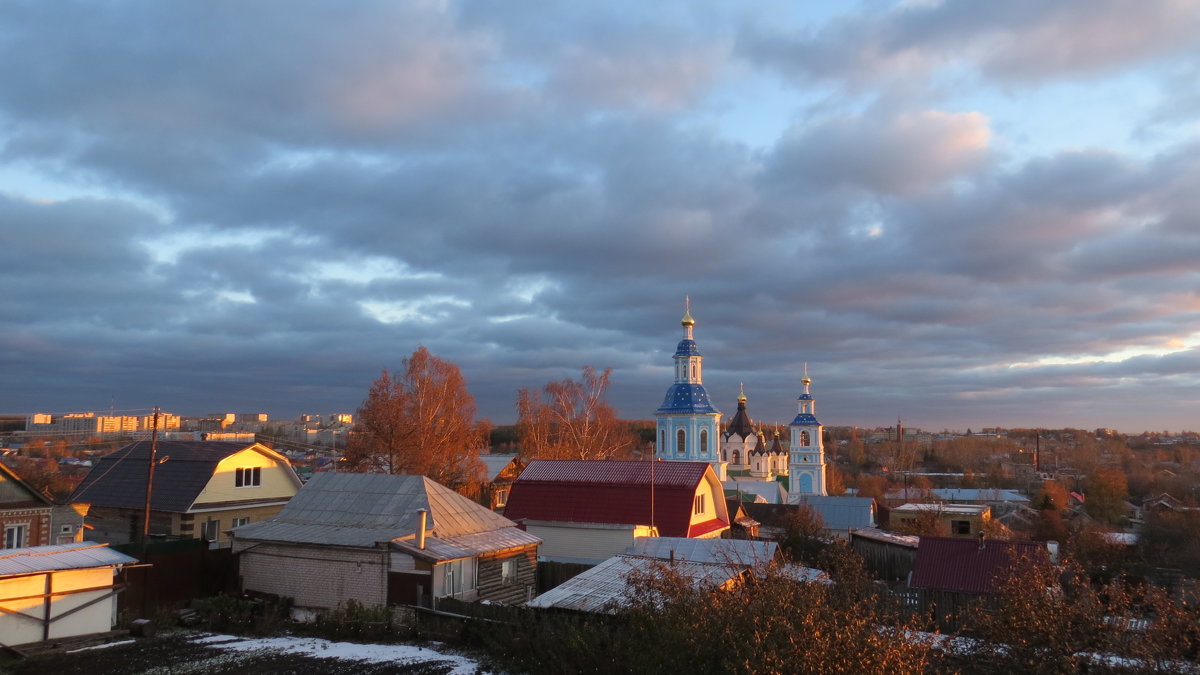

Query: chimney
[[669, 549, 676, 566], [417, 508, 428, 550], [978, 530, 986, 550]]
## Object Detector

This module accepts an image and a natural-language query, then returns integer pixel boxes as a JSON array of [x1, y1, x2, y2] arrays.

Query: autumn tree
[[515, 366, 636, 460], [344, 346, 488, 497], [1084, 467, 1129, 525]]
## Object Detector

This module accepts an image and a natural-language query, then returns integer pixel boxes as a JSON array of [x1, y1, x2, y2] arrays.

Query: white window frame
[[4, 524, 27, 549], [231, 517, 249, 528], [235, 466, 262, 488], [501, 558, 518, 585]]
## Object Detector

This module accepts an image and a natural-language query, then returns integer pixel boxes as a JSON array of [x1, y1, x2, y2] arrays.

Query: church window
[[800, 430, 811, 446], [677, 429, 686, 455], [699, 430, 708, 456], [660, 430, 665, 452], [732, 450, 740, 464]]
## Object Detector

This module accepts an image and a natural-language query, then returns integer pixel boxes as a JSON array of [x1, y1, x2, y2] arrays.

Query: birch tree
[[516, 366, 635, 460]]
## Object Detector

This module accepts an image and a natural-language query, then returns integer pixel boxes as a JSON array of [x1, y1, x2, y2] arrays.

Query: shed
[[0, 542, 137, 647]]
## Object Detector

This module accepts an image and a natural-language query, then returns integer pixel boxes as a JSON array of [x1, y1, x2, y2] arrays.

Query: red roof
[[503, 460, 725, 538], [910, 536, 1049, 594]]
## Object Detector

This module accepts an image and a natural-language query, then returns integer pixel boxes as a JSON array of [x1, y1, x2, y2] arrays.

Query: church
[[653, 302, 828, 503]]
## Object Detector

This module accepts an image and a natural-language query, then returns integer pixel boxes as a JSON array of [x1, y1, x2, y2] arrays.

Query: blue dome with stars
[[656, 383, 719, 414], [675, 339, 701, 357]]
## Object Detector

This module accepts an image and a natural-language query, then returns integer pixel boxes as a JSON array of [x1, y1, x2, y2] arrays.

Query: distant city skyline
[[2, 2, 1199, 435]]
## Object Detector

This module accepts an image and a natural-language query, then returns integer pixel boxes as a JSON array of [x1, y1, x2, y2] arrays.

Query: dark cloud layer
[[1, 1, 1197, 432]]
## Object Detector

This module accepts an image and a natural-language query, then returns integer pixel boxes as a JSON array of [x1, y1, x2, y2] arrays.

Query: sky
[[2, 1, 1199, 434]]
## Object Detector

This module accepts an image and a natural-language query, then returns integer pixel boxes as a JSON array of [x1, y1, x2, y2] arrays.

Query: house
[[0, 541, 137, 646], [849, 527, 918, 583], [69, 441, 302, 546], [744, 496, 877, 541], [909, 535, 1050, 630], [883, 487, 1030, 511], [527, 537, 781, 613], [1, 463, 54, 549], [477, 453, 525, 510], [233, 472, 541, 612], [503, 460, 730, 564], [890, 503, 990, 538]]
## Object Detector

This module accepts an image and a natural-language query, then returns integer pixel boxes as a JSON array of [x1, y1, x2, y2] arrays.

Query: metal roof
[[234, 472, 526, 549], [625, 536, 777, 566], [0, 541, 137, 576], [505, 460, 727, 538], [910, 536, 1049, 594], [515, 460, 710, 488], [478, 454, 522, 482], [392, 527, 541, 563], [656, 383, 719, 414], [745, 497, 877, 531], [527, 555, 744, 613]]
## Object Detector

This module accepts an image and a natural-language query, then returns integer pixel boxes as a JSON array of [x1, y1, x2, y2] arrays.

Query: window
[[660, 429, 665, 452], [699, 429, 708, 456], [800, 430, 811, 446], [4, 524, 26, 549], [493, 488, 509, 508], [235, 467, 262, 487], [693, 494, 705, 515], [732, 450, 740, 464], [201, 519, 219, 541], [232, 517, 250, 528], [501, 558, 518, 585], [442, 559, 477, 596], [952, 520, 971, 535], [676, 429, 686, 455]]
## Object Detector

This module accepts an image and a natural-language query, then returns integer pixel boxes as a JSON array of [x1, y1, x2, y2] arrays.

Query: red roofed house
[[503, 460, 729, 564], [909, 535, 1051, 630]]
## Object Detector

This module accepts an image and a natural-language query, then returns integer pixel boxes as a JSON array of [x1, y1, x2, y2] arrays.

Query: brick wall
[[0, 506, 53, 548], [238, 541, 388, 610]]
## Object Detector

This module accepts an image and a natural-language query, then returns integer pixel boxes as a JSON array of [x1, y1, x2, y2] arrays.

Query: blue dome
[[790, 413, 820, 426], [656, 383, 720, 414], [674, 339, 701, 357]]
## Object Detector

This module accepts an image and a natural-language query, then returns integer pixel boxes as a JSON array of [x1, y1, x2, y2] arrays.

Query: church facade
[[653, 303, 827, 500]]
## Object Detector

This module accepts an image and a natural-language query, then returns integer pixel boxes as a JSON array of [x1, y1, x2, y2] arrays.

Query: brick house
[[232, 472, 541, 612], [503, 460, 730, 564], [69, 441, 302, 545], [1, 463, 53, 549]]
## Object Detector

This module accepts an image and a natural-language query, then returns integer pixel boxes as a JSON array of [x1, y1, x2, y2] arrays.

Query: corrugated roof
[[504, 460, 724, 538], [0, 541, 137, 576], [393, 527, 542, 563], [909, 536, 1049, 594], [625, 537, 776, 566], [527, 555, 743, 613], [234, 472, 529, 550], [69, 441, 286, 512], [745, 497, 876, 531], [850, 527, 919, 548], [515, 460, 709, 487]]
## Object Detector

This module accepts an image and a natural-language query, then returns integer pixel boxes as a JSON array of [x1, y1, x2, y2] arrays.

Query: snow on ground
[[191, 633, 481, 674]]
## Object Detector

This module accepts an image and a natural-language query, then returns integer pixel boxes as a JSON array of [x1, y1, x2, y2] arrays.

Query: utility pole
[[142, 407, 160, 548]]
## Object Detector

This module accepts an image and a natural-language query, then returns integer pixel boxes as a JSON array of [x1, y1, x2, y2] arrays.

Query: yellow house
[[70, 441, 302, 546]]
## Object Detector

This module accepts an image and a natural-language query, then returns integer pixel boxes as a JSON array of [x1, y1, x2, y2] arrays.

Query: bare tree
[[344, 346, 488, 496], [516, 366, 636, 460]]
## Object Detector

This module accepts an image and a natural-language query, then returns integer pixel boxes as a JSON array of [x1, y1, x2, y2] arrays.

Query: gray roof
[[70, 441, 294, 512], [234, 472, 536, 554], [795, 496, 877, 530], [478, 454, 521, 482], [625, 536, 777, 566], [0, 541, 137, 576], [722, 479, 787, 504], [527, 555, 744, 613]]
